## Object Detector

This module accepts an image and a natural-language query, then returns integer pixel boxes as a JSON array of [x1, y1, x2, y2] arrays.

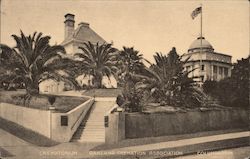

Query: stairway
[[71, 101, 115, 142]]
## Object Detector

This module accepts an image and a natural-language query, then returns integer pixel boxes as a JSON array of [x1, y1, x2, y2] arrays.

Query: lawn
[[82, 88, 122, 97], [0, 90, 88, 113]]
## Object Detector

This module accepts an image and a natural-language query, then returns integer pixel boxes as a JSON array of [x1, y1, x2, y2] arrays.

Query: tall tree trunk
[[93, 74, 103, 88], [26, 81, 39, 96]]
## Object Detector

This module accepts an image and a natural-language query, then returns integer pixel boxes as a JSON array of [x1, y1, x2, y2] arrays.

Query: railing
[[70, 99, 94, 130]]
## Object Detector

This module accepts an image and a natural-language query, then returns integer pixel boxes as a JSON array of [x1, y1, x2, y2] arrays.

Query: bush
[[203, 80, 217, 95], [202, 55, 249, 108]]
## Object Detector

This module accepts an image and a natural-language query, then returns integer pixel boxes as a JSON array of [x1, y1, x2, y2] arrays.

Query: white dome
[[188, 37, 214, 53]]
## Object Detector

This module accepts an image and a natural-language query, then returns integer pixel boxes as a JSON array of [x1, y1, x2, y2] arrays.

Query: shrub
[[203, 80, 217, 95]]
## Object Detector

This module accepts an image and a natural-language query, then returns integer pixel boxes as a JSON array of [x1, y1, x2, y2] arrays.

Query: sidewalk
[[1, 128, 249, 159], [88, 131, 249, 159], [103, 131, 249, 152]]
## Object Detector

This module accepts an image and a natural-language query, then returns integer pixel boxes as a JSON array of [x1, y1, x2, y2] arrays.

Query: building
[[182, 36, 232, 83], [61, 13, 106, 55], [39, 13, 117, 93]]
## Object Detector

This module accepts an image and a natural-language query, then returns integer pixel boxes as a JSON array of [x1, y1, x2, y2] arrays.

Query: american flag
[[191, 7, 202, 19]]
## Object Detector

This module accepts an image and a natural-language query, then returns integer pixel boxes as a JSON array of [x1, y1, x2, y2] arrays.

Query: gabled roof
[[61, 22, 106, 46]]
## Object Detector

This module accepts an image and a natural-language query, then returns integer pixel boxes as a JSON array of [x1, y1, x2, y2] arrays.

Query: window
[[213, 65, 217, 74], [219, 67, 223, 75], [201, 65, 205, 71], [224, 68, 228, 77]]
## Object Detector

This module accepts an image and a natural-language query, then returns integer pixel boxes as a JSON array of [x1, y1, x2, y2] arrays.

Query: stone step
[[83, 128, 105, 131], [82, 131, 105, 135], [71, 101, 115, 142], [80, 125, 104, 128]]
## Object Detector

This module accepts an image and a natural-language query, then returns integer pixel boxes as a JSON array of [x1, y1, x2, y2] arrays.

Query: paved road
[[175, 146, 250, 159]]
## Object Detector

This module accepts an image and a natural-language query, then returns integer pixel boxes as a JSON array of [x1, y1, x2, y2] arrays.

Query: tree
[[115, 47, 146, 112], [132, 47, 205, 107], [0, 31, 79, 96], [74, 41, 118, 88], [204, 56, 249, 108], [118, 47, 144, 74]]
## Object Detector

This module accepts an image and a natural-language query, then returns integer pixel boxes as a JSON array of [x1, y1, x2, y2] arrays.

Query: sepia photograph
[[0, 0, 249, 159]]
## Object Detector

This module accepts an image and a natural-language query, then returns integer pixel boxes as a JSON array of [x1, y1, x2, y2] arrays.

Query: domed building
[[182, 36, 232, 83]]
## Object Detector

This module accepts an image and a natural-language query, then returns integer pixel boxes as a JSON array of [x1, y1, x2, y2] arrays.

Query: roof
[[188, 37, 213, 53], [61, 22, 106, 46]]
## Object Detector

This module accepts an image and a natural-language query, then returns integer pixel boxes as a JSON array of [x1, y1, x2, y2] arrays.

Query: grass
[[92, 128, 249, 151], [82, 88, 122, 97], [0, 90, 88, 113], [0, 117, 59, 147]]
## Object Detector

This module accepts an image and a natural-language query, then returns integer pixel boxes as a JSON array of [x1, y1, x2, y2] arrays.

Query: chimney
[[64, 13, 75, 39]]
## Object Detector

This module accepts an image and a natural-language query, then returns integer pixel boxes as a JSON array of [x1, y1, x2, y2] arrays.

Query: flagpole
[[0, 0, 1, 44], [0, 0, 2, 54], [199, 4, 203, 85], [0, 0, 1, 43]]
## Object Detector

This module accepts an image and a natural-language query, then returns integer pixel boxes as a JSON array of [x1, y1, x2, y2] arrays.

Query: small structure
[[182, 37, 232, 83]]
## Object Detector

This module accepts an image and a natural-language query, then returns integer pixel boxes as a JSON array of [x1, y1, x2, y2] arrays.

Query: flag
[[191, 7, 202, 19]]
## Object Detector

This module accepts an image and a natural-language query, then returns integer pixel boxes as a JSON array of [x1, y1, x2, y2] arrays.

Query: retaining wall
[[51, 98, 94, 142], [105, 109, 248, 144], [0, 103, 51, 138], [0, 98, 94, 142]]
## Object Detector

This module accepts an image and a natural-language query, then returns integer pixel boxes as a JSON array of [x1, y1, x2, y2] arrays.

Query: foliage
[[0, 31, 80, 105], [118, 47, 144, 73], [116, 47, 206, 112], [133, 47, 205, 108], [75, 41, 118, 88], [203, 56, 249, 108], [121, 73, 146, 112], [115, 47, 146, 112], [203, 80, 217, 95]]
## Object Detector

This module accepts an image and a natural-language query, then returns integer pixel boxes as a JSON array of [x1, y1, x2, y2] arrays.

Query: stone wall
[[0, 103, 51, 137], [125, 109, 248, 139], [0, 98, 94, 142], [105, 109, 248, 143], [51, 98, 94, 142]]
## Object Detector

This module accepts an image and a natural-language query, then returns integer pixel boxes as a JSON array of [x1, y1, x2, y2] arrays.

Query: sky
[[0, 0, 249, 62]]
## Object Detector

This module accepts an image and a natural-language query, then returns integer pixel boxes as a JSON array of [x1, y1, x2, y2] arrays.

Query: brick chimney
[[64, 13, 75, 39]]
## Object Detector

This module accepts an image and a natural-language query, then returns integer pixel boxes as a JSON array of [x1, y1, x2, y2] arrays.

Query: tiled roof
[[61, 23, 106, 45]]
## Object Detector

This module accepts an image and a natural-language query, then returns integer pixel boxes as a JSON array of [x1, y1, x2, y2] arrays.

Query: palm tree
[[132, 47, 205, 107], [74, 41, 118, 88], [0, 31, 79, 96], [119, 47, 144, 74]]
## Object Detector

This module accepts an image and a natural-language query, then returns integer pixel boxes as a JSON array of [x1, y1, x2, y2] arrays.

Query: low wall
[[0, 103, 51, 138], [0, 98, 94, 142], [51, 98, 94, 142], [105, 109, 248, 143]]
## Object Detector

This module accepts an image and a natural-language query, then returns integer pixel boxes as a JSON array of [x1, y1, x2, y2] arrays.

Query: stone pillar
[[105, 112, 125, 144]]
